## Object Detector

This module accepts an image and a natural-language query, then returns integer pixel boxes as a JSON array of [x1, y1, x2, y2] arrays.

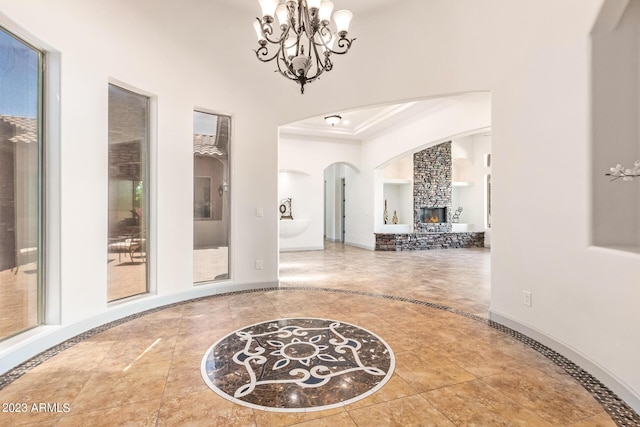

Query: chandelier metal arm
[[257, 18, 289, 46], [253, 0, 355, 94], [330, 36, 355, 55], [254, 44, 282, 63], [309, 38, 329, 76], [312, 25, 354, 56], [275, 53, 295, 80]]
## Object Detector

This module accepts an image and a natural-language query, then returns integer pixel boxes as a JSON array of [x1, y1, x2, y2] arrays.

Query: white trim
[[0, 17, 63, 326], [44, 50, 62, 326], [193, 107, 234, 282], [0, 280, 277, 375], [345, 242, 374, 251], [490, 310, 640, 414], [279, 246, 324, 252]]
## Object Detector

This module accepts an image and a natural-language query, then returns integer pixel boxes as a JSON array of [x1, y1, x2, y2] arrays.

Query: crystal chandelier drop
[[254, 0, 355, 94]]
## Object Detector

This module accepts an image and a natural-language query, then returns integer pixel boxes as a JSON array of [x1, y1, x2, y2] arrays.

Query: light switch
[[256, 207, 264, 217]]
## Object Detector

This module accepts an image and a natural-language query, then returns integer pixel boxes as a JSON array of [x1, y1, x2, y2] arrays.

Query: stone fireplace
[[413, 142, 452, 232], [374, 140, 484, 251], [420, 207, 447, 224]]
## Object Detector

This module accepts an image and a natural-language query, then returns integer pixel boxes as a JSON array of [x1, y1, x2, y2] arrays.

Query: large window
[[107, 84, 149, 301], [193, 111, 230, 282], [0, 27, 44, 339]]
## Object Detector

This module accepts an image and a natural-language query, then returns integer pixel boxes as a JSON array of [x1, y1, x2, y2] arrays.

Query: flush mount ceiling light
[[253, 0, 356, 94], [324, 114, 341, 126]]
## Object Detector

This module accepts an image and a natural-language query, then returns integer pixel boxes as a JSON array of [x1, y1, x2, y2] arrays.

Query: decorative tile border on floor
[[0, 286, 638, 426]]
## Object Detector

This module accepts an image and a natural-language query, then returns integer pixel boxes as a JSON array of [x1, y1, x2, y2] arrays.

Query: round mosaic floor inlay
[[200, 318, 395, 412]]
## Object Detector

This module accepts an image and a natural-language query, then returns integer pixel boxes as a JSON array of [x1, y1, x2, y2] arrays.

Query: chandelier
[[253, 0, 355, 94]]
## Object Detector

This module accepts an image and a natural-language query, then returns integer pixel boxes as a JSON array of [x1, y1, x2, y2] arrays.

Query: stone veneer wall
[[413, 142, 452, 232], [375, 232, 485, 251]]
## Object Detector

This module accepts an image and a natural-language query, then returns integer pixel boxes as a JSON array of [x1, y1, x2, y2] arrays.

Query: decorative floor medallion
[[201, 318, 395, 412]]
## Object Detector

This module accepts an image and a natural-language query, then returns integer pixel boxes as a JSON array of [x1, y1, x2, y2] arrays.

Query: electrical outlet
[[255, 259, 263, 270], [523, 291, 532, 307]]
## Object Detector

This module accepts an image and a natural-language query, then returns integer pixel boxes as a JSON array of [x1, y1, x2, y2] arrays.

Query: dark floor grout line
[[0, 285, 638, 426]]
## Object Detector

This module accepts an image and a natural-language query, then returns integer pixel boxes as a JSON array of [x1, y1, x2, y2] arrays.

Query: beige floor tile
[[157, 389, 255, 426], [423, 379, 553, 426], [164, 355, 212, 396], [569, 412, 618, 426], [0, 243, 620, 426], [481, 367, 605, 425], [70, 360, 171, 413], [0, 371, 89, 425], [432, 338, 523, 377], [288, 411, 357, 427], [56, 398, 161, 427], [253, 407, 346, 427], [98, 334, 178, 371], [345, 373, 417, 410], [347, 394, 455, 426], [394, 349, 476, 392]]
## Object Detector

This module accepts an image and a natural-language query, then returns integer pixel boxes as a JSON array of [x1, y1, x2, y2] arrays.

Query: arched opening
[[324, 162, 359, 245]]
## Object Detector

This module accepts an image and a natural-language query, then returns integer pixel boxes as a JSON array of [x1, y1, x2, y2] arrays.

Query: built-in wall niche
[[383, 179, 412, 228], [278, 169, 312, 239], [451, 157, 473, 226], [592, 0, 640, 252], [452, 157, 472, 184], [381, 155, 413, 232]]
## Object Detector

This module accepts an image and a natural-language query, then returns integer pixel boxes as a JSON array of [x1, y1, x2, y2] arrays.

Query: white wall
[[451, 134, 492, 232], [2, 0, 640, 414], [278, 135, 360, 251], [0, 0, 283, 371], [362, 93, 492, 249], [277, 0, 640, 410]]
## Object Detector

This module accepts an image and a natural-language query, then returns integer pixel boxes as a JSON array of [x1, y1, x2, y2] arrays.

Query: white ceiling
[[224, 2, 487, 142], [279, 94, 478, 141], [219, 0, 395, 16]]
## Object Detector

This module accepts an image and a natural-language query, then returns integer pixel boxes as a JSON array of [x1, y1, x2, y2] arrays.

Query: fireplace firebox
[[420, 207, 447, 224]]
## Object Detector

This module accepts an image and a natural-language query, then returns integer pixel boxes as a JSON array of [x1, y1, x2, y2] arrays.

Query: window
[[193, 111, 230, 282], [194, 177, 212, 219], [107, 84, 149, 301], [0, 27, 44, 339]]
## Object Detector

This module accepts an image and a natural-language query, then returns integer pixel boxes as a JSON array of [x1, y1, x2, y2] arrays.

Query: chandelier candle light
[[253, 0, 355, 94]]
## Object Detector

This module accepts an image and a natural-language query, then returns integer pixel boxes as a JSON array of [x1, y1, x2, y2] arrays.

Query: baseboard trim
[[0, 280, 276, 376], [344, 242, 374, 251], [490, 310, 640, 415], [279, 246, 324, 252]]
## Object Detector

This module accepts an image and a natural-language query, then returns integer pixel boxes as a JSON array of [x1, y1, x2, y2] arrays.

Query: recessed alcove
[[278, 170, 312, 241], [592, 0, 640, 252]]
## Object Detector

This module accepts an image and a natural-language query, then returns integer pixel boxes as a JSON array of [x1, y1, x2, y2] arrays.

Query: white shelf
[[380, 224, 412, 233], [279, 219, 310, 238], [451, 223, 473, 232], [279, 169, 310, 176], [383, 178, 412, 185], [452, 181, 473, 187]]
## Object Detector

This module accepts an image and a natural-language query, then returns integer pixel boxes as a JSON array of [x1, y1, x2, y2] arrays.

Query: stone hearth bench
[[375, 232, 485, 251]]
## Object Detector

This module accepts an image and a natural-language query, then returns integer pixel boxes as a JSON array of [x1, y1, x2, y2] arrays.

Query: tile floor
[[0, 260, 38, 340], [0, 242, 635, 426]]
